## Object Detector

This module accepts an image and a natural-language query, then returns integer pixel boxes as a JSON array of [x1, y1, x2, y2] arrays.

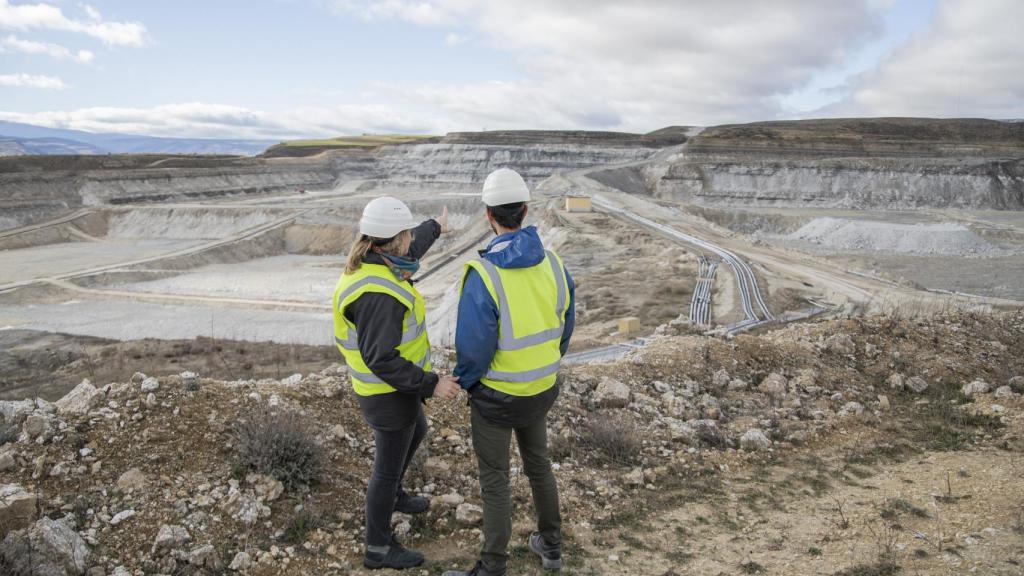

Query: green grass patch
[[282, 134, 433, 148]]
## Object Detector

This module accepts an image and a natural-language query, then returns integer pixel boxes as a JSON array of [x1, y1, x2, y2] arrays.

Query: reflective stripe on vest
[[332, 263, 431, 396], [462, 250, 568, 395], [346, 348, 432, 384], [472, 253, 567, 351]]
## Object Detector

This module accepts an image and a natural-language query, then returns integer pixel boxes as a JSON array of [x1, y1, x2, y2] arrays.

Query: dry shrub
[[579, 416, 641, 466], [282, 506, 328, 544], [233, 406, 323, 490]]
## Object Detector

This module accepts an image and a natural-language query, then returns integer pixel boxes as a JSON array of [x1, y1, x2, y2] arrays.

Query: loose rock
[[116, 468, 147, 492], [593, 378, 631, 408], [906, 376, 929, 394], [455, 503, 483, 526], [55, 380, 103, 416], [27, 516, 91, 576], [961, 379, 990, 396], [140, 377, 160, 393], [739, 429, 771, 451], [152, 524, 190, 554], [759, 373, 788, 399], [0, 483, 37, 533]]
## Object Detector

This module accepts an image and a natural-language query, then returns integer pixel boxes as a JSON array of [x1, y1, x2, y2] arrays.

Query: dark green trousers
[[471, 404, 562, 573]]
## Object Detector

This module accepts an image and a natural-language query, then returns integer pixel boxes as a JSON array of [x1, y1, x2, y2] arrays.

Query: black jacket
[[346, 219, 440, 431]]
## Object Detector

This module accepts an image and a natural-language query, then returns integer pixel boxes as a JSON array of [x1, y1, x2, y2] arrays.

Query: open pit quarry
[[1, 118, 1023, 576]]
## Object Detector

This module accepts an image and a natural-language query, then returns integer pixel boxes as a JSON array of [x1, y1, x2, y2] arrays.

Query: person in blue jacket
[[444, 168, 575, 576]]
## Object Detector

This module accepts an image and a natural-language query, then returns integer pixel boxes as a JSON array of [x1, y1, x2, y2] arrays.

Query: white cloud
[[1, 34, 94, 62], [0, 102, 438, 139], [334, 0, 476, 25], [330, 0, 1023, 130], [0, 0, 146, 46], [818, 0, 1024, 119], [331, 0, 886, 130], [0, 72, 65, 88], [443, 32, 464, 46]]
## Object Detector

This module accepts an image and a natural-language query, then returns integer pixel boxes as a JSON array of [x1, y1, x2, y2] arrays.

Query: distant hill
[[0, 121, 276, 156], [0, 136, 108, 156]]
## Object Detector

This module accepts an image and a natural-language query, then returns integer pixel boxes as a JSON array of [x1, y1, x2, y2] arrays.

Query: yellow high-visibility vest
[[333, 263, 431, 396], [460, 250, 569, 397]]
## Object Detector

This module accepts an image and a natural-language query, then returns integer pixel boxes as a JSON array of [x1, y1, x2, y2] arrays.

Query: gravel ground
[[116, 255, 343, 303], [0, 299, 333, 345], [0, 239, 203, 284], [786, 217, 1003, 256]]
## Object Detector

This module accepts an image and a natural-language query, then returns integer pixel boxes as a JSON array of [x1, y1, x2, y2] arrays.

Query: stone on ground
[[906, 376, 929, 394], [739, 429, 771, 451], [593, 377, 631, 408], [455, 502, 483, 526], [0, 483, 37, 534], [961, 379, 990, 396], [55, 380, 103, 416], [116, 468, 147, 492], [28, 516, 91, 576]]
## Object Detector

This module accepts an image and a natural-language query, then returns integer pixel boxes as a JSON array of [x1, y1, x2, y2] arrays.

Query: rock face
[[640, 119, 1024, 210], [593, 378, 632, 408], [2, 134, 657, 229], [0, 484, 37, 534]]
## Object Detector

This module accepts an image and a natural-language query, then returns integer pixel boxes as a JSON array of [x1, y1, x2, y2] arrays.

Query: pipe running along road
[[589, 194, 773, 330]]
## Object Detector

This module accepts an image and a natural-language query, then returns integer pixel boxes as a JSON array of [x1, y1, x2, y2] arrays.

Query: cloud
[[0, 102, 438, 139], [331, 0, 886, 130], [334, 0, 477, 25], [1, 34, 94, 62], [0, 0, 146, 46], [0, 72, 65, 88], [443, 32, 464, 46], [817, 0, 1024, 119]]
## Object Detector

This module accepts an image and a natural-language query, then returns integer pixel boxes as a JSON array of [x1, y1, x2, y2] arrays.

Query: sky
[[0, 0, 1021, 139]]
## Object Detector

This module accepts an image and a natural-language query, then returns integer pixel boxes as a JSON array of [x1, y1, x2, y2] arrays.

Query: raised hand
[[437, 206, 452, 234]]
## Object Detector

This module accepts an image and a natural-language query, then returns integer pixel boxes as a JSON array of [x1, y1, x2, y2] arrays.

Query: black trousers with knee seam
[[364, 406, 427, 547]]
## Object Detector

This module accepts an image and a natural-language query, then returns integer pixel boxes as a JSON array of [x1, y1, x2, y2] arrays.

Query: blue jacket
[[454, 226, 575, 389]]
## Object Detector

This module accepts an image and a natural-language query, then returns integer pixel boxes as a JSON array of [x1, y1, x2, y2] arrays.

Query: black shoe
[[363, 536, 425, 570], [442, 561, 491, 576], [395, 490, 430, 514], [529, 532, 563, 571]]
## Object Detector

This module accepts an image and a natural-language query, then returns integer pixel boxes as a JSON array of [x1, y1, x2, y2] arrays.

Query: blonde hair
[[345, 229, 413, 274]]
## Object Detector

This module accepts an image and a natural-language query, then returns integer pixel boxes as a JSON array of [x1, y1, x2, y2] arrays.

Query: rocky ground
[[1, 310, 1022, 576]]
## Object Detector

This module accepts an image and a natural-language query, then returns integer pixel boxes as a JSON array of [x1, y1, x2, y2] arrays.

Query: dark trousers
[[365, 407, 427, 547], [471, 404, 561, 573]]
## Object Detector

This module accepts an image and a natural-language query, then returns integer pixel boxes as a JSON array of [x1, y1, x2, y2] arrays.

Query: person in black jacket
[[334, 198, 460, 570]]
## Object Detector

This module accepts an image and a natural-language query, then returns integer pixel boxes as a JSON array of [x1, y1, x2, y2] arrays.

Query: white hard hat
[[359, 196, 417, 238], [481, 168, 531, 206]]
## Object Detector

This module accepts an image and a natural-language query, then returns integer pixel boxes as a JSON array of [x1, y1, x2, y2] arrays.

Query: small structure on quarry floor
[[618, 316, 641, 334], [565, 195, 592, 212]]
